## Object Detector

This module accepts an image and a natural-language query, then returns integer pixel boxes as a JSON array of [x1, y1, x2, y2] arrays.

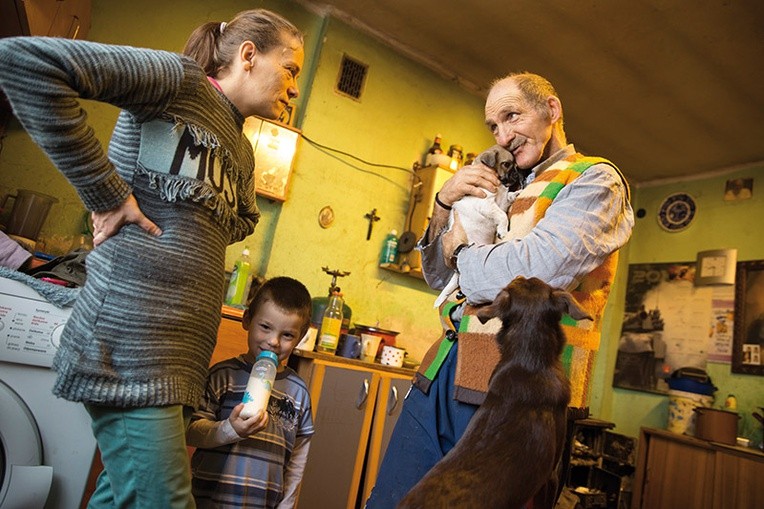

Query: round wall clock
[[658, 192, 697, 232]]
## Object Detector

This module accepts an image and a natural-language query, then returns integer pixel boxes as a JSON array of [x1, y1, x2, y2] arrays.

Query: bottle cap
[[390, 229, 398, 236], [242, 248, 250, 256], [256, 351, 278, 364]]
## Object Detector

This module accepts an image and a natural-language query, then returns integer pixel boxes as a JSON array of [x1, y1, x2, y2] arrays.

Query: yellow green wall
[[591, 165, 764, 442]]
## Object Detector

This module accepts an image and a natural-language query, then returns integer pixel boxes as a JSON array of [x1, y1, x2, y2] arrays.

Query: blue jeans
[[365, 344, 478, 509], [85, 405, 195, 509]]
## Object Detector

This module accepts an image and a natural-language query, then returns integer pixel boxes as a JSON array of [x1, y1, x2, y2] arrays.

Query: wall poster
[[732, 260, 764, 375], [612, 262, 735, 394]]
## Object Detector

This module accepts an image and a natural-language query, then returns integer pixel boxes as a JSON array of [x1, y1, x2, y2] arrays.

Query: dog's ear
[[476, 287, 512, 323], [478, 148, 498, 169], [552, 290, 592, 321]]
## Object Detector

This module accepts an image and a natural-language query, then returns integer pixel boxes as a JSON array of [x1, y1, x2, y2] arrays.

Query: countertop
[[290, 348, 418, 377], [221, 305, 418, 377], [641, 426, 764, 459]]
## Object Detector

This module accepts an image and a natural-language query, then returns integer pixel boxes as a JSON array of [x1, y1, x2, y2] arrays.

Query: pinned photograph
[[723, 177, 753, 201]]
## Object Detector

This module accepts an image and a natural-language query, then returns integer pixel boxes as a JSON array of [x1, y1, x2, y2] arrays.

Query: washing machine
[[0, 276, 97, 509]]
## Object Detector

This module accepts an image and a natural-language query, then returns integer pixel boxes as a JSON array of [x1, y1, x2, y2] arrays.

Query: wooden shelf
[[379, 262, 424, 280]]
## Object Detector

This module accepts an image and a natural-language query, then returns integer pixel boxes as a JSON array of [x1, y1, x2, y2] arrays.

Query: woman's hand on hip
[[91, 194, 162, 247]]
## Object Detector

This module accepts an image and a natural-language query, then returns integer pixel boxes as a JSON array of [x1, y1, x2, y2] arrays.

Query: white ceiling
[[296, 0, 764, 185]]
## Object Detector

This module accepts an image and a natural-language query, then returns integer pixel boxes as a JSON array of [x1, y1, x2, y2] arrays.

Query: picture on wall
[[612, 262, 735, 394], [242, 116, 301, 202], [723, 177, 753, 201], [732, 259, 764, 375]]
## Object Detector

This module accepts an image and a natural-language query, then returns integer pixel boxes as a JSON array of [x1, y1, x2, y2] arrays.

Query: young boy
[[187, 276, 314, 508]]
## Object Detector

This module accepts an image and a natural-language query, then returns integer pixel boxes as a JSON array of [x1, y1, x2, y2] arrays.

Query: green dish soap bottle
[[379, 229, 399, 265], [225, 248, 251, 307]]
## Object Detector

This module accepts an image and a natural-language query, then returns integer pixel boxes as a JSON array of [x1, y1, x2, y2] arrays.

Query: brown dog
[[398, 277, 591, 509]]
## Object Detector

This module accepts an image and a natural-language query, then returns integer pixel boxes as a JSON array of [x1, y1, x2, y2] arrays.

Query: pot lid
[[352, 324, 399, 336]]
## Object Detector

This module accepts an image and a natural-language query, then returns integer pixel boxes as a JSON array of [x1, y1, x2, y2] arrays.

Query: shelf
[[379, 263, 424, 280]]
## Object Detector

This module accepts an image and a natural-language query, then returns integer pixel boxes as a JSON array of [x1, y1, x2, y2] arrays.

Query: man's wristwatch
[[450, 243, 470, 272]]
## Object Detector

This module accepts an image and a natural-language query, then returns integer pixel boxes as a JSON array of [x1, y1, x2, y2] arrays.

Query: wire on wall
[[300, 133, 422, 188]]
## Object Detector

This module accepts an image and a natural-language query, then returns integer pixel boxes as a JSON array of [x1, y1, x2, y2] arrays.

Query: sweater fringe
[[136, 166, 236, 224]]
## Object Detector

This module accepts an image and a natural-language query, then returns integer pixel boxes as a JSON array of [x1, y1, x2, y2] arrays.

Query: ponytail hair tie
[[219, 22, 227, 34]]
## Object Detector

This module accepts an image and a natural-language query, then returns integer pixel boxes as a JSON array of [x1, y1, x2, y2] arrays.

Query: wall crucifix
[[364, 208, 380, 240]]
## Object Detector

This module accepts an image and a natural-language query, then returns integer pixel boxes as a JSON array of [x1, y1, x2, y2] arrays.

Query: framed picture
[[732, 259, 764, 375], [243, 116, 301, 202]]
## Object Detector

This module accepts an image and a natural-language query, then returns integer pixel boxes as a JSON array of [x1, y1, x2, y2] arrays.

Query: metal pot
[[693, 407, 739, 445], [350, 324, 399, 358]]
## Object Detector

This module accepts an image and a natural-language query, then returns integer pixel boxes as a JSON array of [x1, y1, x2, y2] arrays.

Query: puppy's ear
[[478, 148, 498, 169], [476, 287, 512, 323], [552, 290, 592, 321]]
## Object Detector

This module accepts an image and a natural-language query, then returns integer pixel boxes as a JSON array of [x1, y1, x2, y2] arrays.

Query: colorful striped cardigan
[[415, 153, 629, 407]]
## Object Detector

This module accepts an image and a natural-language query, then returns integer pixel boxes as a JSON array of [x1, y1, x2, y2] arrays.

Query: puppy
[[400, 277, 592, 509], [433, 144, 521, 308]]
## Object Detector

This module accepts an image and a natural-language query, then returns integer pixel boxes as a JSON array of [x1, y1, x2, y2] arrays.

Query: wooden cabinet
[[212, 307, 248, 364], [1, 0, 92, 136], [632, 427, 764, 509], [289, 351, 415, 509], [1, 0, 91, 39]]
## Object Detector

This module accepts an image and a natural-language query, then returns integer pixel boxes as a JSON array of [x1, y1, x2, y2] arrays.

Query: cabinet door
[[298, 366, 379, 509], [713, 451, 764, 509], [19, 0, 91, 39], [378, 377, 410, 456], [640, 435, 714, 509], [362, 376, 411, 503]]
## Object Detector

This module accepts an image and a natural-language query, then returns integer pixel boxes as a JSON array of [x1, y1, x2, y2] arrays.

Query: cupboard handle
[[355, 379, 370, 409], [387, 385, 399, 415], [68, 16, 81, 39]]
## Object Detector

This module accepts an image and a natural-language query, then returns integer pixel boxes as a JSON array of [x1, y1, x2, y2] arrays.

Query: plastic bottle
[[379, 229, 399, 265], [225, 248, 251, 306], [316, 292, 344, 353], [424, 134, 443, 166], [240, 350, 278, 419]]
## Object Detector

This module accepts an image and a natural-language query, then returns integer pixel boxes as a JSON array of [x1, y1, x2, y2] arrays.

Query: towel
[[0, 266, 80, 307]]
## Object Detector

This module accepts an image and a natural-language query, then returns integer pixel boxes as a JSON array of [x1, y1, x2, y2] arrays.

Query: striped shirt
[[189, 356, 314, 508]]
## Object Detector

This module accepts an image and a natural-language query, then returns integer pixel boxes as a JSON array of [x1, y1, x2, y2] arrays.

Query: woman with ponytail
[[0, 8, 304, 508]]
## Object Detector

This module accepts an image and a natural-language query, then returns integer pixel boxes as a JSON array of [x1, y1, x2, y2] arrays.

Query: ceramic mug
[[380, 345, 406, 367], [337, 334, 362, 359], [360, 333, 382, 362]]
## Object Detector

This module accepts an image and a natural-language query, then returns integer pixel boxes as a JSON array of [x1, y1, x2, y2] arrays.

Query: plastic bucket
[[667, 389, 714, 435]]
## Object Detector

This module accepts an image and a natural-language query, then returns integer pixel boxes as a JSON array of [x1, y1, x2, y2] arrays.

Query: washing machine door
[[0, 380, 53, 509]]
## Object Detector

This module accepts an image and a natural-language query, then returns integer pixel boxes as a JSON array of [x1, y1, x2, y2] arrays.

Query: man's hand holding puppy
[[427, 161, 502, 268]]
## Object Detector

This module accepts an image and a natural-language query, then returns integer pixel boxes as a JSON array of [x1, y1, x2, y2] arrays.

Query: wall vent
[[335, 54, 368, 100]]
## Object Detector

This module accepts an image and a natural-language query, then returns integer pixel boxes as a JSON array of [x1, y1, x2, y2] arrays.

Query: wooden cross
[[364, 208, 380, 240]]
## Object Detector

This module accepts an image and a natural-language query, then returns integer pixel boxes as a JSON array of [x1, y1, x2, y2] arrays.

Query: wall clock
[[658, 192, 697, 232]]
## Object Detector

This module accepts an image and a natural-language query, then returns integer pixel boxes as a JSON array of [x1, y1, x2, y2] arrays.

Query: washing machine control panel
[[0, 277, 73, 368]]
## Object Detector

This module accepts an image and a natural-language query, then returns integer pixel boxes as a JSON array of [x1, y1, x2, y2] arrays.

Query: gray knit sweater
[[0, 37, 260, 408]]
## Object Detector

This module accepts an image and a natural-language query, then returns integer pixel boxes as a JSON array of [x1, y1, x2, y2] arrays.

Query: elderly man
[[367, 72, 634, 508]]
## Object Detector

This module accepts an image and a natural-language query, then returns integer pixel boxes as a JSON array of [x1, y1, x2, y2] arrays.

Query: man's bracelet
[[434, 192, 452, 211]]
